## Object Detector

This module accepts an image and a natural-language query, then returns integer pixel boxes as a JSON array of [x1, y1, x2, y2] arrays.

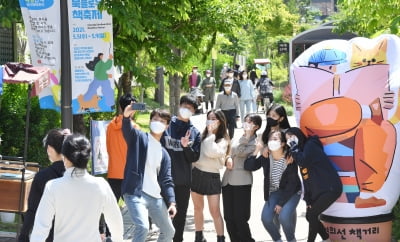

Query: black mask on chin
[[267, 117, 279, 127]]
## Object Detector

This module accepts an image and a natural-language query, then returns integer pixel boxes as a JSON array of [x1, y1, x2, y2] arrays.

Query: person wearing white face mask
[[221, 113, 262, 242], [161, 95, 202, 242], [122, 107, 176, 242], [238, 70, 256, 122], [244, 130, 301, 242], [199, 70, 216, 112], [189, 66, 202, 90], [191, 109, 231, 242], [285, 127, 342, 242], [215, 78, 240, 139], [219, 68, 241, 98]]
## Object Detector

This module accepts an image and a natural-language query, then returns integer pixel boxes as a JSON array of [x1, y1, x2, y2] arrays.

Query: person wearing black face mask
[[261, 104, 291, 146]]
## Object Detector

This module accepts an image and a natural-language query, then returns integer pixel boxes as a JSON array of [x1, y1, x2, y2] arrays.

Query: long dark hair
[[261, 104, 291, 144], [239, 70, 248, 80], [285, 127, 307, 150], [202, 109, 231, 155], [43, 128, 67, 154], [85, 53, 103, 71], [249, 70, 258, 85]]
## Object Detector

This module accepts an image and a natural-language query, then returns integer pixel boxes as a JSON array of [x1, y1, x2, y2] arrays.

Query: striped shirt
[[269, 157, 287, 192]]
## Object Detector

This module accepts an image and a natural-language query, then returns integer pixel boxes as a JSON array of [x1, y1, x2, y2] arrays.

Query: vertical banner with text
[[68, 0, 115, 114], [90, 120, 110, 175], [19, 0, 61, 111]]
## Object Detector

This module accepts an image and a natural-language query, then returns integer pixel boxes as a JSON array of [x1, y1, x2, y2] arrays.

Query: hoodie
[[106, 115, 139, 179], [161, 116, 201, 186], [290, 136, 342, 205]]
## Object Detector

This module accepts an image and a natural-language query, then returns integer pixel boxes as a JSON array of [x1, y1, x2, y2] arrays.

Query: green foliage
[[273, 87, 293, 116], [333, 0, 400, 37], [98, 0, 266, 86], [393, 200, 400, 239], [0, 0, 22, 27], [0, 84, 60, 167]]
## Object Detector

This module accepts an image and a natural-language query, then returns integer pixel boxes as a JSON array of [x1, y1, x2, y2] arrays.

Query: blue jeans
[[261, 191, 300, 242], [124, 192, 175, 242], [240, 99, 253, 122]]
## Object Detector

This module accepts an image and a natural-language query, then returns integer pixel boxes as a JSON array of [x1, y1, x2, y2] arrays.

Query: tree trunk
[[121, 71, 132, 95], [73, 114, 86, 135], [169, 72, 181, 116], [114, 71, 133, 114], [155, 66, 164, 106]]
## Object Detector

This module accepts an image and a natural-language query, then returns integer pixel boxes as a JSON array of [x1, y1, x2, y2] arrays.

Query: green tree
[[0, 0, 22, 27], [0, 84, 61, 167], [99, 0, 264, 113], [333, 0, 400, 37]]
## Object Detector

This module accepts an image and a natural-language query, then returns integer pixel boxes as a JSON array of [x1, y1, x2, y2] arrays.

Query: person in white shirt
[[122, 108, 177, 242], [191, 109, 231, 242], [30, 134, 123, 242]]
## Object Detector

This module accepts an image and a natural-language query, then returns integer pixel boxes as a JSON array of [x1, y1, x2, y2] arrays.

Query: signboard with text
[[278, 42, 289, 54], [68, 0, 115, 114], [19, 0, 61, 111], [19, 0, 115, 113]]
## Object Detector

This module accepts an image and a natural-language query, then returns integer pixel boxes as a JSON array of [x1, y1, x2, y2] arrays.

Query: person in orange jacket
[[101, 93, 140, 240], [107, 93, 140, 199]]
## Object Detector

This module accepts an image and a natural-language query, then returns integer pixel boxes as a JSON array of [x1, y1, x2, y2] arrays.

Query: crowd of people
[[17, 64, 342, 242]]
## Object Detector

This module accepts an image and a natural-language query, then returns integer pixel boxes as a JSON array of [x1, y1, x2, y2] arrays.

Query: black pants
[[108, 178, 123, 202], [222, 184, 255, 242], [306, 191, 341, 242], [205, 101, 214, 110], [222, 109, 236, 139], [173, 185, 191, 242]]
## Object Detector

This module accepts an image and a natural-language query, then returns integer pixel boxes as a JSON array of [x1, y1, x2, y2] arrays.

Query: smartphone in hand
[[131, 103, 146, 110]]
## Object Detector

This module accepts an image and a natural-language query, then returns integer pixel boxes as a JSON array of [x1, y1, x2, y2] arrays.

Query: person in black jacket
[[219, 68, 241, 98], [285, 127, 342, 242], [244, 130, 301, 242], [161, 94, 202, 242], [18, 128, 69, 242]]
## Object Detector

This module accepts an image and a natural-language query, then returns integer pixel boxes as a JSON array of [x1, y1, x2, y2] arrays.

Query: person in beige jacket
[[222, 113, 262, 242], [191, 109, 231, 242]]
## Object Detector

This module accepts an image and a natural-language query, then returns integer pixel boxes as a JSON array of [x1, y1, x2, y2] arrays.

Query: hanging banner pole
[[60, 0, 73, 130]]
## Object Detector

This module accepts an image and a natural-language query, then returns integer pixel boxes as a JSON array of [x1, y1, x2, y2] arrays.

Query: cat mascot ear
[[351, 38, 387, 68]]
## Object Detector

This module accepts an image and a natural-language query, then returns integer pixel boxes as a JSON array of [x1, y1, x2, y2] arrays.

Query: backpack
[[259, 78, 273, 97]]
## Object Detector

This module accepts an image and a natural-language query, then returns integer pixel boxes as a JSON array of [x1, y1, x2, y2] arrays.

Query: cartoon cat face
[[351, 38, 387, 69]]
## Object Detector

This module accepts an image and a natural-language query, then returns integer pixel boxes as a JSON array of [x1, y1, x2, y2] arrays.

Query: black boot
[[195, 231, 207, 242], [217, 235, 225, 242]]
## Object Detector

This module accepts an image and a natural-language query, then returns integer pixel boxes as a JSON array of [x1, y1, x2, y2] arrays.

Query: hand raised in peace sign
[[181, 130, 191, 148]]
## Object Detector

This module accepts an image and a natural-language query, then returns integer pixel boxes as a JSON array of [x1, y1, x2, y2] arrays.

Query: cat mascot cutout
[[290, 34, 400, 241]]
